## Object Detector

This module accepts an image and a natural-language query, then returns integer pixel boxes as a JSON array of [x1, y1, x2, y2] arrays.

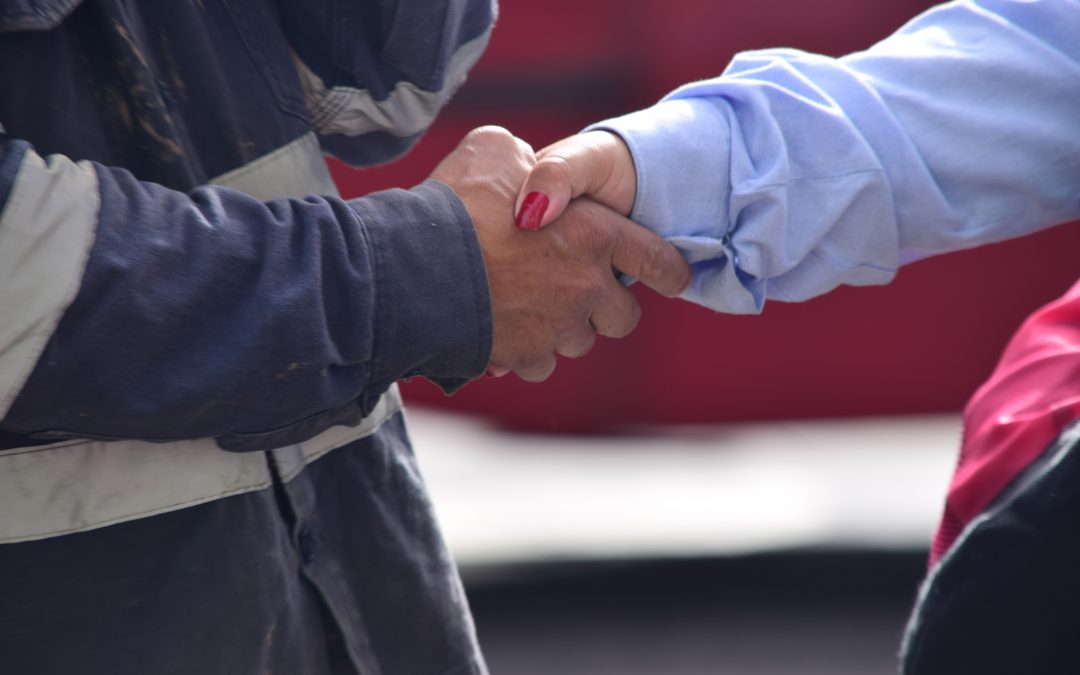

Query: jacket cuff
[[352, 179, 493, 393]]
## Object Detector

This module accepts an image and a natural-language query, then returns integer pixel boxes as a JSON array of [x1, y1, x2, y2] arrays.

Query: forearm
[[0, 138, 490, 441], [593, 0, 1080, 313]]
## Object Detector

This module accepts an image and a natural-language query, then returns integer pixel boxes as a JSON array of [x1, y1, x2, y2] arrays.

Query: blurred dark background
[[466, 552, 927, 675], [328, 1, 1079, 672]]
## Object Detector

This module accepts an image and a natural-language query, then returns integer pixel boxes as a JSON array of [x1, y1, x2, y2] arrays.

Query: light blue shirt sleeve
[[590, 0, 1080, 314]]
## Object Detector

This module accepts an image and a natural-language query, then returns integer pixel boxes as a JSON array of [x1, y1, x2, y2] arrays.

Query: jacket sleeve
[[275, 0, 497, 166], [0, 135, 492, 442], [591, 0, 1080, 314]]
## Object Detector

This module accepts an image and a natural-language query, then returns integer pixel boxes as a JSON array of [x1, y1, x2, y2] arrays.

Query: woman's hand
[[513, 131, 638, 231]]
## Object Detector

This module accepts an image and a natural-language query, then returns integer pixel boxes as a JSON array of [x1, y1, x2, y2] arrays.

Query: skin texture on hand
[[514, 131, 638, 231], [430, 127, 689, 382]]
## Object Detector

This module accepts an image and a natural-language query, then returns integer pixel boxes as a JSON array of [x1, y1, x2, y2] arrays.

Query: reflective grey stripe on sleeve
[[0, 437, 272, 543], [210, 132, 338, 199], [0, 134, 405, 543], [0, 151, 99, 418], [0, 386, 403, 543], [292, 28, 492, 138]]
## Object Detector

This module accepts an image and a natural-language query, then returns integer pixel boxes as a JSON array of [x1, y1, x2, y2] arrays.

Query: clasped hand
[[430, 126, 688, 382]]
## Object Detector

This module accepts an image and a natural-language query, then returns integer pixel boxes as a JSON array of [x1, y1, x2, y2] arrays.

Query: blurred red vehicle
[[331, 0, 1080, 432]]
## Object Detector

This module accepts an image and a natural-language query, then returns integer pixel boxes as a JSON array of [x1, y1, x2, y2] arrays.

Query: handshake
[[430, 126, 691, 382]]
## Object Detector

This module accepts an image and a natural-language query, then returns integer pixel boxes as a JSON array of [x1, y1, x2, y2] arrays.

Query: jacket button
[[298, 525, 318, 563]]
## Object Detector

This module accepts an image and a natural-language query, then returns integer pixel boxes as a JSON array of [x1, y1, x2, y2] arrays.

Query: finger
[[589, 282, 642, 339], [514, 355, 557, 383], [514, 132, 632, 231], [609, 216, 692, 298], [555, 327, 597, 359]]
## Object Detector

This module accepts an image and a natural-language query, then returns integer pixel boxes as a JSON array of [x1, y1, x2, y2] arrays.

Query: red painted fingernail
[[515, 192, 549, 230]]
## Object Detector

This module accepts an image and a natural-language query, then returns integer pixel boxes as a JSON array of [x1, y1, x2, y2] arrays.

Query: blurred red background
[[331, 0, 1080, 432]]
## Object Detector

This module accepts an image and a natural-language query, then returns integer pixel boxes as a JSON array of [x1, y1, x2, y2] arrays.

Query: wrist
[[353, 180, 493, 393]]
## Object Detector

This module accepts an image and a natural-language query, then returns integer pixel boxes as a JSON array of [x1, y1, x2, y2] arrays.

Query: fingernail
[[485, 366, 509, 378], [515, 192, 549, 230]]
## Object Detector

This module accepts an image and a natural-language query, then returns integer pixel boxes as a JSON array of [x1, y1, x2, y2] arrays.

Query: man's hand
[[431, 127, 689, 382], [513, 131, 638, 231]]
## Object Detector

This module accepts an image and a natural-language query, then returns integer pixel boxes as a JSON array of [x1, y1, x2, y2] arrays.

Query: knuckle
[[518, 357, 556, 383], [607, 299, 641, 339], [563, 332, 596, 359], [657, 250, 691, 296], [516, 137, 537, 161], [471, 125, 511, 139], [641, 242, 672, 285], [467, 125, 515, 149]]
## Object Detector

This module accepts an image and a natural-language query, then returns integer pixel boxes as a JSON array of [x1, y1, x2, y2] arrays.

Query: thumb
[[514, 131, 637, 231]]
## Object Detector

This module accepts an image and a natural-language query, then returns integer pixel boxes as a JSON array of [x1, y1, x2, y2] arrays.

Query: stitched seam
[[1, 394, 400, 460], [806, 247, 897, 274], [738, 167, 885, 193], [347, 203, 379, 393], [0, 438, 108, 457]]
